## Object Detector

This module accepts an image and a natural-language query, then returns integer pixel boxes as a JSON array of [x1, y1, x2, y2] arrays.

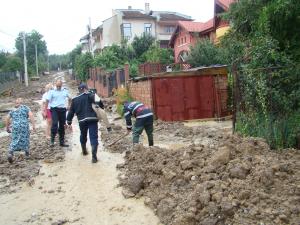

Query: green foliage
[[187, 39, 226, 67], [69, 45, 82, 69], [131, 33, 155, 59], [221, 0, 300, 148], [49, 54, 70, 70], [144, 44, 174, 65], [15, 30, 48, 75], [129, 59, 139, 77], [74, 53, 93, 81], [114, 87, 133, 116], [0, 51, 7, 69], [94, 43, 135, 71], [1, 55, 22, 72]]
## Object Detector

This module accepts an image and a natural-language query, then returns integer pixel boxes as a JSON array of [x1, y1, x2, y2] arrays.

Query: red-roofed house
[[169, 19, 214, 62], [169, 0, 235, 63]]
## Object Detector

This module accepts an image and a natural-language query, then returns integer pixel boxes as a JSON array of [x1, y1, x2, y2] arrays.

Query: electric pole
[[22, 32, 28, 87], [89, 17, 94, 58], [35, 44, 39, 76], [47, 53, 50, 72]]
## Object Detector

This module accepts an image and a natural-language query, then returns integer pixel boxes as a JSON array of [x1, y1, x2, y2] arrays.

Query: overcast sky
[[0, 0, 214, 54]]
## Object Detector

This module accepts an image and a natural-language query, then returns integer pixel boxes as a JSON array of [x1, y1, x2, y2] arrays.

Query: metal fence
[[0, 71, 20, 94]]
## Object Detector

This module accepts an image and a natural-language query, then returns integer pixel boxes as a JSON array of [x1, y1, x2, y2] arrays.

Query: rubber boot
[[149, 140, 154, 146], [81, 144, 88, 155], [91, 145, 98, 163], [50, 135, 55, 147], [59, 136, 69, 147], [7, 152, 13, 164]]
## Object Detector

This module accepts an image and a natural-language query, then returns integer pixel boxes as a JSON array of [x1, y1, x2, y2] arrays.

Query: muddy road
[[0, 72, 160, 225], [0, 72, 299, 225]]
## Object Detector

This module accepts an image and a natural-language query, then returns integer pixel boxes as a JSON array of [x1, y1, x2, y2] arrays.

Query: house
[[80, 3, 192, 52], [92, 25, 103, 54], [214, 0, 235, 42], [169, 19, 214, 63], [169, 0, 235, 63], [79, 34, 90, 53]]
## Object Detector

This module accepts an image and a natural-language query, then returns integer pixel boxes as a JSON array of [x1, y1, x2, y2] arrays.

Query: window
[[181, 38, 183, 44], [164, 26, 175, 34], [144, 23, 152, 34], [184, 37, 186, 43], [121, 23, 132, 40]]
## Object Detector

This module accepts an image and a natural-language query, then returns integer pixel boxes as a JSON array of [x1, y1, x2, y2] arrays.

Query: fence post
[[232, 63, 238, 134]]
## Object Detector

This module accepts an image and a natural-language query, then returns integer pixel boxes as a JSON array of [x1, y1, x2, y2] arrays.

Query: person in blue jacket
[[123, 101, 154, 146]]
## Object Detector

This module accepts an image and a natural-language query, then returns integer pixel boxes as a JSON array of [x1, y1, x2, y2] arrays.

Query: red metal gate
[[152, 75, 215, 121]]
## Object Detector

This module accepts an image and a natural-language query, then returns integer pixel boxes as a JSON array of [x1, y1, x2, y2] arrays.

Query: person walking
[[42, 83, 53, 139], [123, 101, 154, 146], [90, 90, 112, 132], [45, 79, 71, 147], [66, 84, 102, 163], [5, 98, 36, 163]]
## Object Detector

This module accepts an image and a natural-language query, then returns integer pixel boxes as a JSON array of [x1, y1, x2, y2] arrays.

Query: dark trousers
[[50, 107, 66, 143], [133, 116, 154, 146], [79, 121, 98, 146]]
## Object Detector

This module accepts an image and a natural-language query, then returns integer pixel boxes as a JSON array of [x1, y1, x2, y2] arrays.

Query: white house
[[80, 3, 192, 52]]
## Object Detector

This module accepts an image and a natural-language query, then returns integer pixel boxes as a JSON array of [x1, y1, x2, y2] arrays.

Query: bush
[[74, 53, 93, 81], [114, 87, 133, 116], [187, 39, 226, 67], [144, 44, 174, 65]]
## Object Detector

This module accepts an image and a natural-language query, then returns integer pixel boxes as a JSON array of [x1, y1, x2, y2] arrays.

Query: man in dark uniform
[[46, 79, 71, 147], [66, 84, 103, 163], [123, 101, 154, 146]]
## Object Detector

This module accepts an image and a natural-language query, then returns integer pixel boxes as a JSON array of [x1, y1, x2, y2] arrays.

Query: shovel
[[107, 131, 130, 147]]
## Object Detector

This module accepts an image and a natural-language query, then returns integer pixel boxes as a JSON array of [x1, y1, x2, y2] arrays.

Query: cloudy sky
[[0, 0, 214, 54]]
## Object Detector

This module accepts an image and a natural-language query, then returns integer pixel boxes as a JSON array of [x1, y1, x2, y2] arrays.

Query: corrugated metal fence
[[0, 71, 20, 94]]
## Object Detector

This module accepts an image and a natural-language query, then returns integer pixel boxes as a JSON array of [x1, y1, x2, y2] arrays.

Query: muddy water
[[0, 72, 160, 225]]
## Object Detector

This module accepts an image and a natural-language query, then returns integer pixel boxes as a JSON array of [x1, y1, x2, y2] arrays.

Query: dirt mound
[[119, 136, 300, 225], [0, 129, 67, 194], [101, 123, 132, 153]]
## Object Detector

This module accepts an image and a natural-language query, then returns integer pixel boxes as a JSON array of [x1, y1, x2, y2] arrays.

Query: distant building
[[169, 0, 235, 63], [79, 3, 192, 52]]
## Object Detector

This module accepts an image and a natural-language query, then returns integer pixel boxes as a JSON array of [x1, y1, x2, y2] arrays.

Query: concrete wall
[[123, 18, 156, 43], [103, 14, 122, 47], [128, 79, 153, 109]]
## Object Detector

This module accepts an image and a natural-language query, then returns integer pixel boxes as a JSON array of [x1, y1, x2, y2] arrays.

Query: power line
[[0, 29, 16, 38]]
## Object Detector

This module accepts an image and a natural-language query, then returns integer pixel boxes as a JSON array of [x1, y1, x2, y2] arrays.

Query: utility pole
[[89, 17, 94, 58], [47, 53, 50, 72], [22, 32, 28, 87], [35, 44, 39, 76]]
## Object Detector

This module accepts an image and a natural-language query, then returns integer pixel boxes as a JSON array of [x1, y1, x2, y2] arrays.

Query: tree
[[220, 0, 300, 148], [187, 39, 225, 67], [74, 53, 93, 81], [94, 43, 135, 71], [69, 45, 82, 69], [144, 44, 174, 65], [0, 51, 7, 69], [49, 54, 70, 70], [15, 30, 48, 74], [2, 55, 22, 72], [131, 33, 155, 59]]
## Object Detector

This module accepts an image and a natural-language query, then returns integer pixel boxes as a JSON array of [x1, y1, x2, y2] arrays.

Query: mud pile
[[101, 123, 132, 153], [0, 129, 67, 194], [119, 135, 300, 225]]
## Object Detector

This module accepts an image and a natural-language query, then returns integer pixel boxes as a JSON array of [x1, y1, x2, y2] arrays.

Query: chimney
[[145, 3, 150, 14], [128, 6, 132, 9]]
